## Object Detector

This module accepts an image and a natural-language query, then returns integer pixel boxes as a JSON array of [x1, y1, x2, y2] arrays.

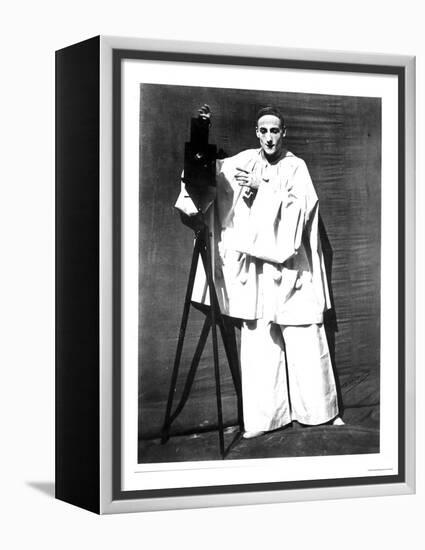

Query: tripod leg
[[218, 318, 244, 431], [161, 236, 201, 444], [168, 314, 211, 424], [202, 229, 225, 459]]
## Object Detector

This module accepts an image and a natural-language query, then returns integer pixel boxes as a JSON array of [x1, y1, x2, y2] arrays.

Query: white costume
[[175, 148, 338, 432]]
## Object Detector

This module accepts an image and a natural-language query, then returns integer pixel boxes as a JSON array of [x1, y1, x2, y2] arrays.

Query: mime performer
[[175, 104, 344, 438]]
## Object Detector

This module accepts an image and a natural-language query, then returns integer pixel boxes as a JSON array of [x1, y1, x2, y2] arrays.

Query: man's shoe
[[332, 416, 345, 426], [243, 430, 265, 439]]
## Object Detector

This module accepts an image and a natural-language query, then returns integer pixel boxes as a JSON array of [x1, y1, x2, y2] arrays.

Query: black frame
[[56, 36, 100, 513]]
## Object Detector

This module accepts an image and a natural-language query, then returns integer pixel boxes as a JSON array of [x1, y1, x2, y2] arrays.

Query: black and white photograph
[[137, 85, 381, 464], [114, 50, 407, 498]]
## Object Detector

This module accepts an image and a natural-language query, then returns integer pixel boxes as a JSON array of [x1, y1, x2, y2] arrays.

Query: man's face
[[255, 114, 286, 159]]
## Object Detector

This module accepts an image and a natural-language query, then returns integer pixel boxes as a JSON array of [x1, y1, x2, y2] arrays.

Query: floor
[[138, 415, 379, 463]]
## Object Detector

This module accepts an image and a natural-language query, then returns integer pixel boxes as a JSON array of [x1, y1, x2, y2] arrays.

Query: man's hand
[[235, 167, 262, 190], [198, 104, 211, 124]]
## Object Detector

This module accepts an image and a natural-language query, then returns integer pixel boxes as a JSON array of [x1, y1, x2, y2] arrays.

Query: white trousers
[[240, 320, 339, 432]]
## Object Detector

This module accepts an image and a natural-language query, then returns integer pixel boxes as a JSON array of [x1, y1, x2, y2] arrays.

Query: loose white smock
[[175, 149, 339, 430]]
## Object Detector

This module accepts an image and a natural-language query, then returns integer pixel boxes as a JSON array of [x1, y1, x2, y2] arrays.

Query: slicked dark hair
[[256, 106, 286, 130]]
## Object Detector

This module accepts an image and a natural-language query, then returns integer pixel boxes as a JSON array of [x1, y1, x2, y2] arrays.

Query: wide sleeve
[[174, 171, 216, 216], [240, 160, 317, 264], [275, 160, 318, 261]]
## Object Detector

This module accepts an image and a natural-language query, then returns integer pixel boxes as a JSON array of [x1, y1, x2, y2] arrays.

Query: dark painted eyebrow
[[258, 126, 281, 131]]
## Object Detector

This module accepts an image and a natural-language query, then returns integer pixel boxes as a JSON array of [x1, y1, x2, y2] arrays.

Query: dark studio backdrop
[[137, 83, 381, 461]]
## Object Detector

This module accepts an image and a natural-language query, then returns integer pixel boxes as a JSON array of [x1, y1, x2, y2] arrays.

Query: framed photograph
[[55, 36, 415, 514]]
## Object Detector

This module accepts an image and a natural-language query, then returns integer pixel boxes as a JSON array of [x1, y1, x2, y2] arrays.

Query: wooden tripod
[[161, 225, 243, 458]]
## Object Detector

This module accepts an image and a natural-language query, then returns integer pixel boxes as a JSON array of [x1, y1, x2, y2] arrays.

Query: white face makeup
[[255, 114, 286, 161]]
